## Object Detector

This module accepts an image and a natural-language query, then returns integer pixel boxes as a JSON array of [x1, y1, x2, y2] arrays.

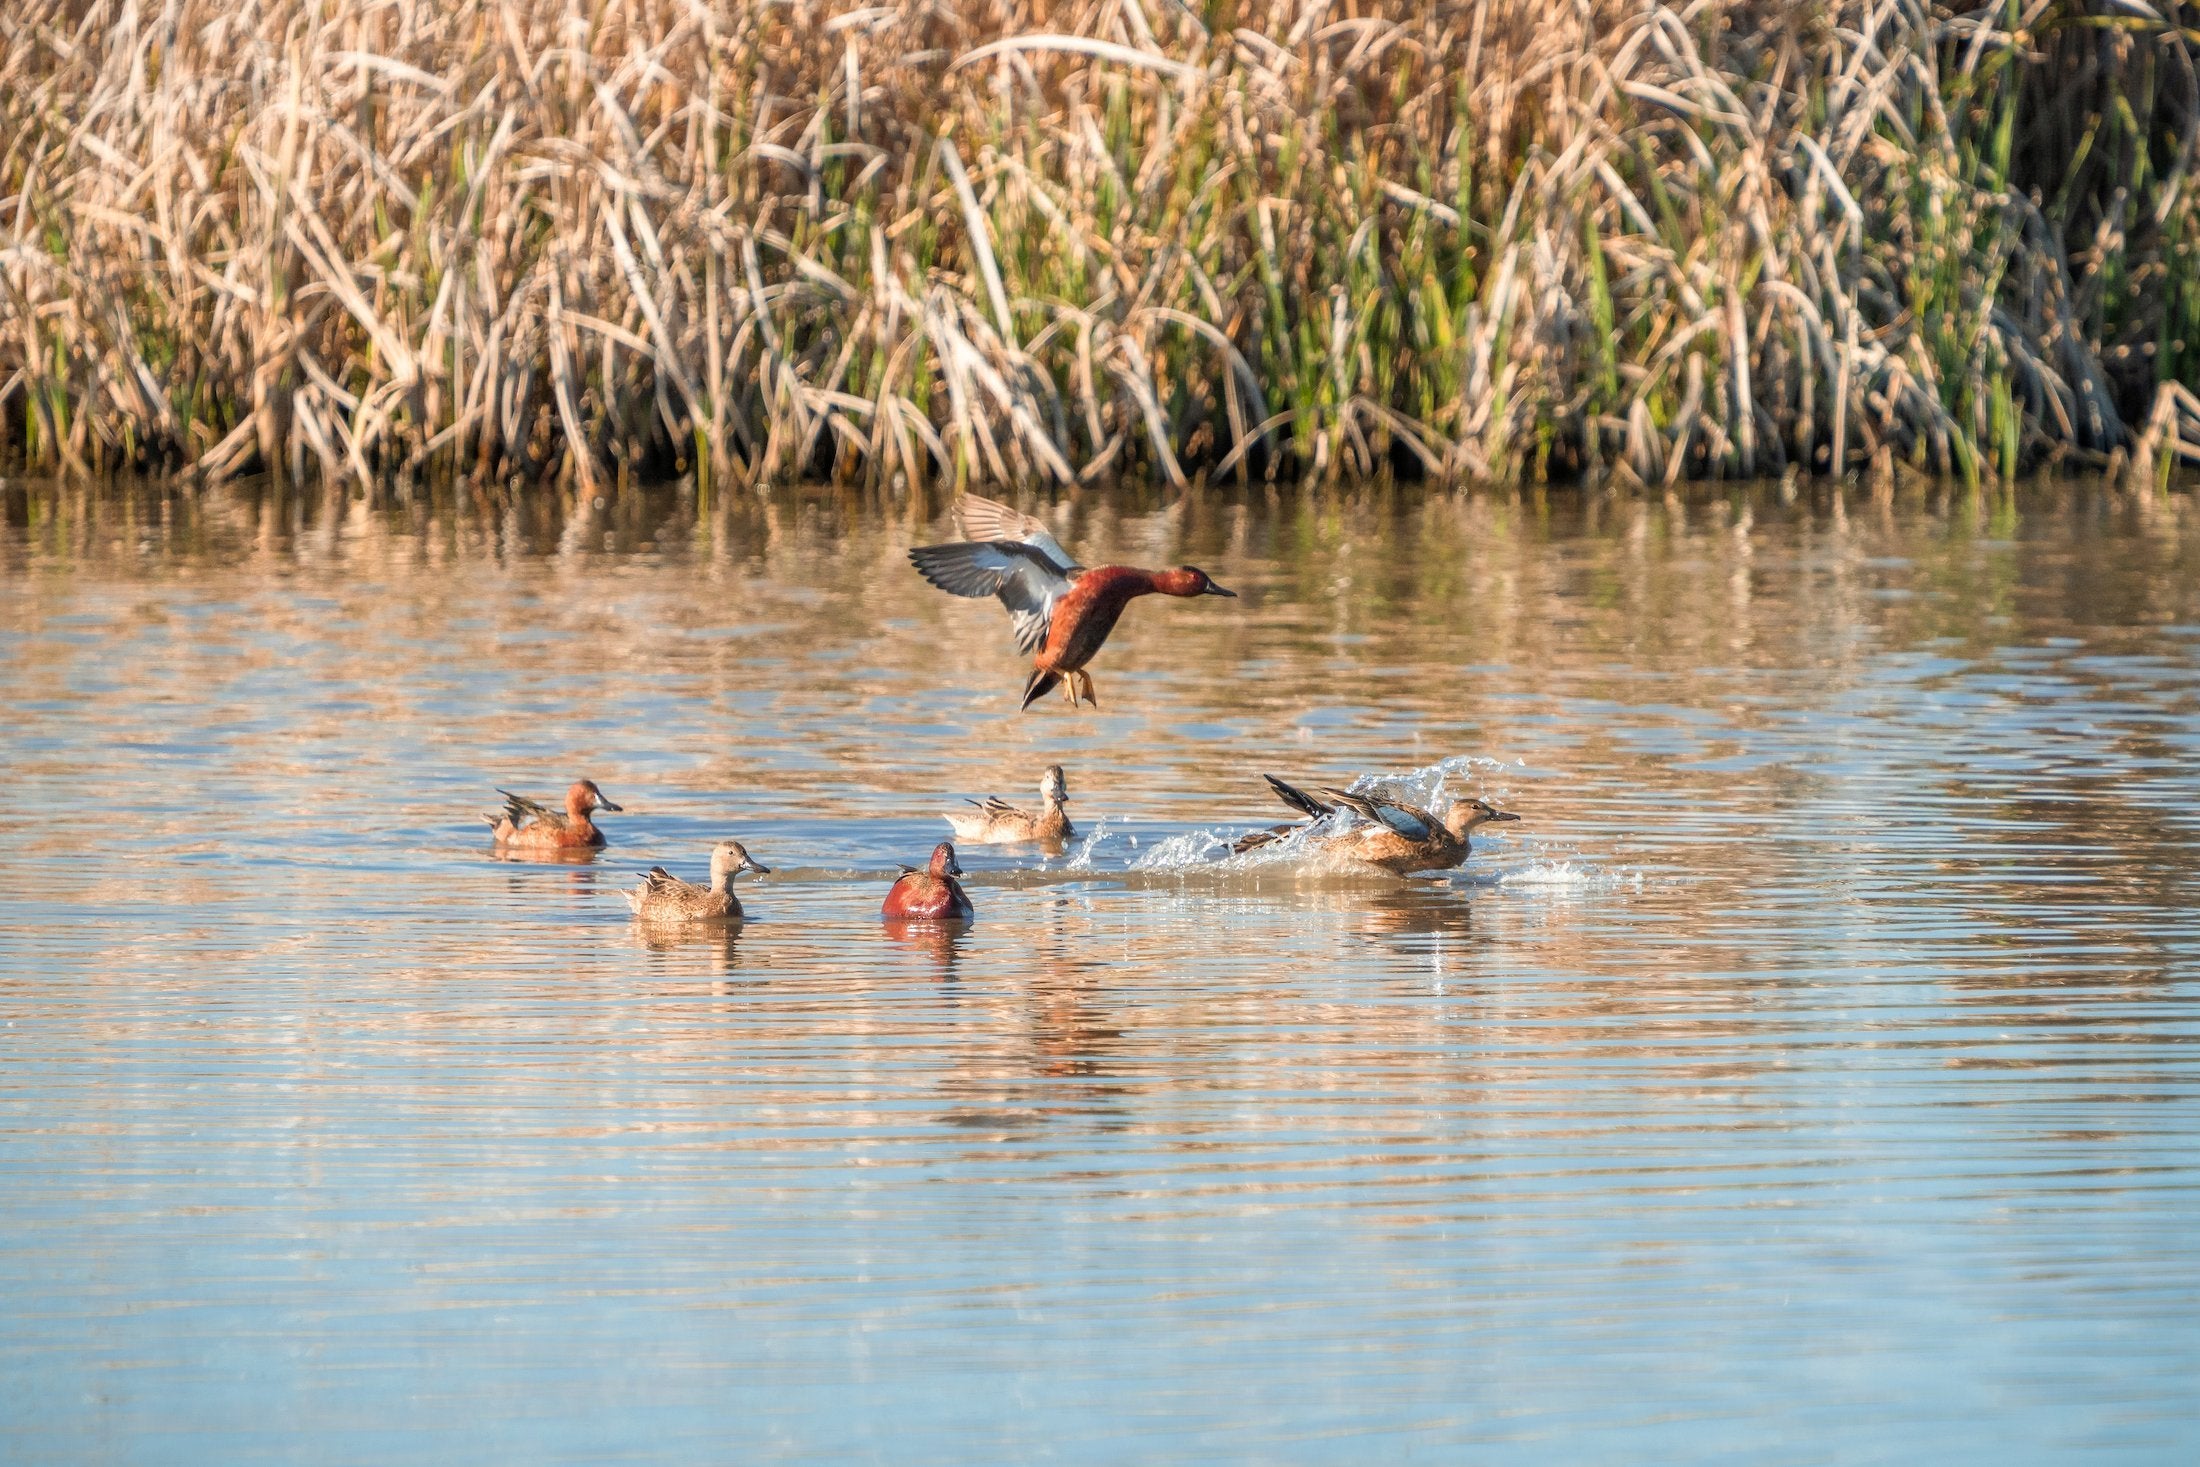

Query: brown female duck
[[1233, 773, 1519, 875], [944, 765, 1073, 845], [623, 841, 771, 924]]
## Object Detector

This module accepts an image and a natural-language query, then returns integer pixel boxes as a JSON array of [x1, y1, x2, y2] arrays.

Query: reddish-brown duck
[[909, 494, 1235, 709]]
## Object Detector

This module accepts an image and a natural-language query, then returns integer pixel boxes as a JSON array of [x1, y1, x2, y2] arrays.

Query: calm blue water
[[2, 480, 2197, 1463]]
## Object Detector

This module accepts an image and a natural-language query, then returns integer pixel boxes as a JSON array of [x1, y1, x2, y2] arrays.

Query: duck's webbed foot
[[1074, 670, 1098, 707], [1059, 675, 1080, 706]]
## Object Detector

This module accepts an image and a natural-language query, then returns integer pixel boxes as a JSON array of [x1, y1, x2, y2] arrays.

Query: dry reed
[[6, 0, 2200, 493]]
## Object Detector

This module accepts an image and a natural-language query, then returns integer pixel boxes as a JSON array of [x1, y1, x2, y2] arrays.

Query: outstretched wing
[[1317, 787, 1437, 842], [497, 788, 567, 830], [1262, 774, 1335, 820], [956, 493, 1079, 570], [909, 502, 1082, 656]]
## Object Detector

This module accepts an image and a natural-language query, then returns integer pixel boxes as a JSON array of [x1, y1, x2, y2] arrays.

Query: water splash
[[1127, 828, 1239, 872], [1343, 752, 1516, 812], [1130, 754, 1522, 875], [1063, 817, 1114, 871], [1498, 859, 1642, 890]]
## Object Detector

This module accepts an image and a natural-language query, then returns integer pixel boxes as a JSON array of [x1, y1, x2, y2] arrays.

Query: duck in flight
[[908, 494, 1236, 709]]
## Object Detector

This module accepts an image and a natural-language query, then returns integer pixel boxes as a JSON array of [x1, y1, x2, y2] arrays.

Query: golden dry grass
[[6, 0, 2200, 492]]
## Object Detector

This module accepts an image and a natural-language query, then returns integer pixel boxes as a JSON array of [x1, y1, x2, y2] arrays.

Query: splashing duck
[[944, 764, 1074, 845], [882, 841, 975, 921], [1233, 773, 1519, 875], [485, 779, 622, 849], [908, 493, 1236, 709], [624, 841, 771, 924]]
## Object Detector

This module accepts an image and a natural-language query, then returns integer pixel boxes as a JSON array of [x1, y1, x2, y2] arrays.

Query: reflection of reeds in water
[[10, 3, 2200, 491]]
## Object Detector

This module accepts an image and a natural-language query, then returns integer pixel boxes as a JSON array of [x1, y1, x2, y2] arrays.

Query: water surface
[[3, 479, 2198, 1463]]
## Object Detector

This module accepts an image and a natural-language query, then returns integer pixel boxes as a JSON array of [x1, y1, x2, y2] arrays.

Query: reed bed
[[6, 0, 2200, 493]]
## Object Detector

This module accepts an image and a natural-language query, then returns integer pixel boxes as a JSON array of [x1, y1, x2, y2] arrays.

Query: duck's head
[[1153, 566, 1236, 598], [568, 779, 622, 815], [1041, 764, 1070, 805], [930, 841, 965, 878], [710, 840, 771, 880], [1442, 796, 1519, 838]]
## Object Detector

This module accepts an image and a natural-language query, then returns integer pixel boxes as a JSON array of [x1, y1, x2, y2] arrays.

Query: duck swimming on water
[[944, 765, 1073, 845], [908, 493, 1236, 709], [485, 780, 622, 849], [882, 841, 975, 921], [1233, 773, 1519, 875], [624, 841, 771, 924]]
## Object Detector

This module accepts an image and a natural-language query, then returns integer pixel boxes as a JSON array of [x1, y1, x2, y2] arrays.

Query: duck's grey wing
[[956, 493, 1080, 571], [1263, 774, 1335, 820], [498, 788, 567, 829], [968, 796, 1022, 816], [908, 539, 1079, 655], [1316, 787, 1436, 842], [638, 866, 684, 894]]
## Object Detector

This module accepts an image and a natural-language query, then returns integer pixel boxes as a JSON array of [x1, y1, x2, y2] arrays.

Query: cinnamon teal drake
[[1233, 773, 1519, 875], [944, 765, 1073, 845], [882, 841, 975, 921], [623, 841, 771, 924], [486, 780, 622, 849], [908, 493, 1236, 709]]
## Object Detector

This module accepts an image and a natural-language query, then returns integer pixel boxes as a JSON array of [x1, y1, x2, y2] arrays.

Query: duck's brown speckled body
[[624, 841, 771, 924], [1234, 774, 1519, 875], [945, 765, 1073, 845]]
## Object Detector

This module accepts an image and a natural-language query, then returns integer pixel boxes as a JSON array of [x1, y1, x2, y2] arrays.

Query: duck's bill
[[742, 857, 772, 875], [1490, 810, 1521, 822], [1203, 583, 1238, 597], [596, 798, 625, 812]]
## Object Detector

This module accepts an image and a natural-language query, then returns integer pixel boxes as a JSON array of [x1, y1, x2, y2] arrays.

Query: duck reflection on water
[[882, 915, 971, 977], [631, 920, 745, 979]]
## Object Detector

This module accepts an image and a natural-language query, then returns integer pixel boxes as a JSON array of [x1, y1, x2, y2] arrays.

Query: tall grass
[[6, 0, 2200, 493]]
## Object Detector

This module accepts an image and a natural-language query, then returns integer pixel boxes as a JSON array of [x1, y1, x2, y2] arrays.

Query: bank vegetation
[[7, 0, 2200, 494]]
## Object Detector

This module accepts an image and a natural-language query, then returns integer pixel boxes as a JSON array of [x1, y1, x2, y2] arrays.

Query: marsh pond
[[3, 479, 2198, 1461]]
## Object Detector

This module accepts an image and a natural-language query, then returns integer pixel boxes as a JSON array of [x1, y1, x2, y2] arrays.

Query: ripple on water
[[1, 482, 2197, 1463]]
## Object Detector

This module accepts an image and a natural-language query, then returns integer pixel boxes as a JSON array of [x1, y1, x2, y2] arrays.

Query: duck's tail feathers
[[1262, 774, 1332, 819], [1020, 667, 1063, 710]]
